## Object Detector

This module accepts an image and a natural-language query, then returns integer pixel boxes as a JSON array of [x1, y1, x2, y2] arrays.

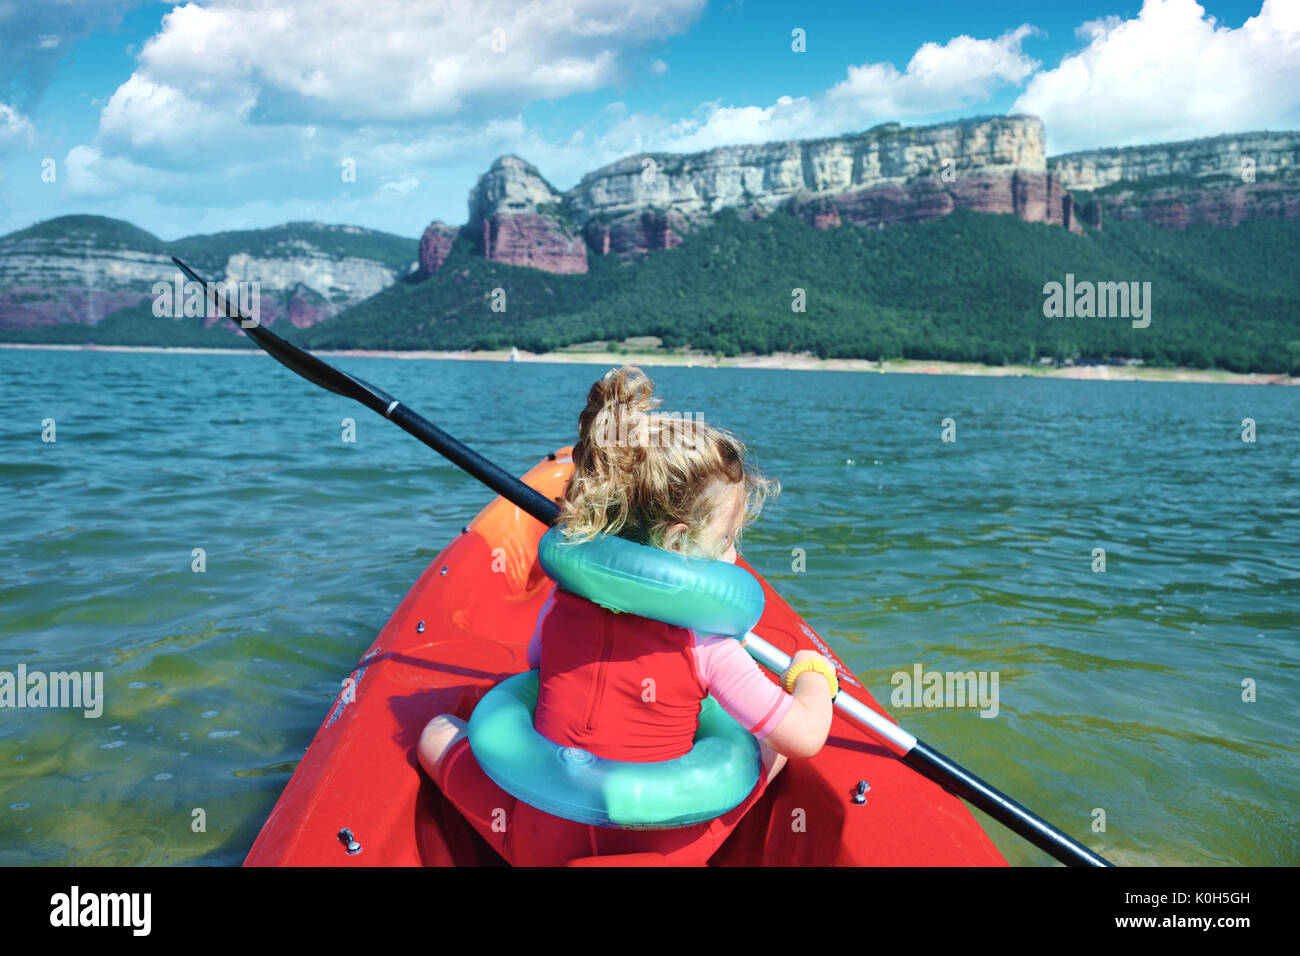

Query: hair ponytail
[[557, 366, 777, 556]]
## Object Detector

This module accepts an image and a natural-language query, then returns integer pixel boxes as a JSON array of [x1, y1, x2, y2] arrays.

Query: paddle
[[174, 257, 1113, 867], [170, 259, 556, 524]]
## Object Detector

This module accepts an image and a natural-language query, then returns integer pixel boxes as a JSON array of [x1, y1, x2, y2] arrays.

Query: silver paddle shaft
[[741, 631, 917, 756], [741, 630, 1113, 866]]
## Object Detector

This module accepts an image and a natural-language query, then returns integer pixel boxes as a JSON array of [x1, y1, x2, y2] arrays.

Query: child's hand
[[766, 651, 836, 759]]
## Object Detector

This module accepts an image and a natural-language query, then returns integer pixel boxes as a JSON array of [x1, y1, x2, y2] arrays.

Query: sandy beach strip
[[2, 342, 1294, 386]]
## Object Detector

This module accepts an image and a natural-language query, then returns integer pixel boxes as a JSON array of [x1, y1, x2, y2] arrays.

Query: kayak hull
[[245, 450, 1007, 866]]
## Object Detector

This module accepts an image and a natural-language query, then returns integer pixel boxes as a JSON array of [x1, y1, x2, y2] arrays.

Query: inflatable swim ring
[[467, 528, 768, 828], [468, 670, 760, 828]]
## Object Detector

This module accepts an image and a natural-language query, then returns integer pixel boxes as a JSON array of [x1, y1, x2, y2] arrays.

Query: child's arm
[[761, 650, 834, 760], [695, 638, 833, 758]]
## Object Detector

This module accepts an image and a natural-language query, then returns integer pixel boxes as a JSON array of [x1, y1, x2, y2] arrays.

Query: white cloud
[[829, 25, 1041, 115], [591, 25, 1041, 155], [1013, 0, 1300, 153], [82, 0, 706, 190], [96, 72, 266, 164], [98, 73, 259, 160], [381, 176, 420, 196], [1075, 16, 1123, 42], [112, 0, 705, 126], [69, 18, 1045, 224], [63, 145, 112, 194], [0, 102, 35, 149], [73, 4, 1042, 230], [63, 144, 169, 195]]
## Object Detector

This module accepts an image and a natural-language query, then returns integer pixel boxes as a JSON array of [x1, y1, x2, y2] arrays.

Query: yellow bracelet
[[782, 657, 839, 698]]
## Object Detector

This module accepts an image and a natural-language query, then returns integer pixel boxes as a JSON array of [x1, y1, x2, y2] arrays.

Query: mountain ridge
[[0, 216, 418, 332], [2, 116, 1297, 374]]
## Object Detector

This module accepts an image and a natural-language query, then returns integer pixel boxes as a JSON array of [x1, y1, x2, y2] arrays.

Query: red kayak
[[245, 449, 1008, 866]]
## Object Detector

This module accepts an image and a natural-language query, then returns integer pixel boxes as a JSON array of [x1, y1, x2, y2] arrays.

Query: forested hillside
[[300, 209, 1300, 374], [6, 208, 1296, 373]]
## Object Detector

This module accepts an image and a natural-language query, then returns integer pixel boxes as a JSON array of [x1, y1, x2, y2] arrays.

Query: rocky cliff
[[460, 116, 1085, 273], [570, 115, 1066, 225], [1050, 130, 1300, 229], [8, 120, 1298, 342], [0, 217, 418, 331], [451, 121, 1300, 274], [465, 156, 587, 273]]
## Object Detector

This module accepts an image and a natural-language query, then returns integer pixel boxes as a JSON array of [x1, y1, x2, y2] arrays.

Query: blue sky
[[0, 0, 1295, 241]]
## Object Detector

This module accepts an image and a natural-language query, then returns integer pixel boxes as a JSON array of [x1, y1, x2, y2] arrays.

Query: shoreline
[[2, 342, 1294, 386]]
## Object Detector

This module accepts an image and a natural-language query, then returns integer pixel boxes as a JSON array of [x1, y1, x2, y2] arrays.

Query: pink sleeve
[[527, 590, 557, 670], [692, 633, 793, 740]]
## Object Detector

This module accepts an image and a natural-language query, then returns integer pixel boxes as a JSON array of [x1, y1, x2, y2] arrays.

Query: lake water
[[1, 349, 1296, 866]]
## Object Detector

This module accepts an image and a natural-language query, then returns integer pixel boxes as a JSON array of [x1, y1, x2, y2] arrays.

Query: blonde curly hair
[[556, 365, 777, 558]]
